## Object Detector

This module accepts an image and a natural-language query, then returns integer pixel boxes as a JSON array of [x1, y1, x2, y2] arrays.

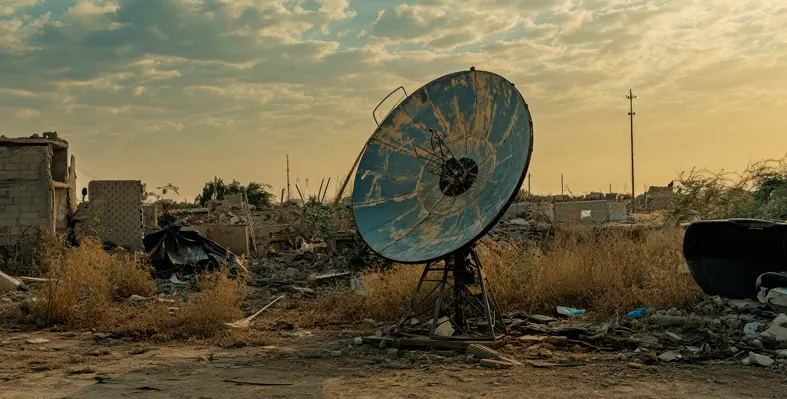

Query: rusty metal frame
[[373, 86, 408, 126]]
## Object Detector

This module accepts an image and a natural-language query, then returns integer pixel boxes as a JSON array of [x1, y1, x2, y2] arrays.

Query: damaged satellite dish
[[352, 68, 533, 264]]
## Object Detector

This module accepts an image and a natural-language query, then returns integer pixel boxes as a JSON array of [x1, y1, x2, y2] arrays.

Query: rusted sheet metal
[[352, 69, 533, 264]]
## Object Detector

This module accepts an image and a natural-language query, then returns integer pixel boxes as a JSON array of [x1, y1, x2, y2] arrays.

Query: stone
[[657, 351, 681, 362], [664, 332, 682, 343], [330, 350, 342, 357], [626, 362, 646, 370], [434, 320, 455, 337], [746, 352, 774, 367], [760, 314, 787, 343], [0, 271, 21, 292], [386, 348, 399, 358], [353, 337, 363, 346], [25, 338, 50, 344], [666, 308, 683, 317], [744, 322, 763, 335], [88, 348, 112, 356]]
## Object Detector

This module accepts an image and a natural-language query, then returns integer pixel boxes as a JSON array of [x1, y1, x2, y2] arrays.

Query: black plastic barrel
[[683, 219, 787, 300]]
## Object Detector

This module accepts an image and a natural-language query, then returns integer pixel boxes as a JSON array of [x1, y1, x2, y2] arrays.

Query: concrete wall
[[87, 180, 143, 250], [0, 145, 54, 247], [554, 200, 617, 224]]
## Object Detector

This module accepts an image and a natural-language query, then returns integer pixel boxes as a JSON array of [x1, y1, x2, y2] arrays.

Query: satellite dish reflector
[[352, 69, 533, 264]]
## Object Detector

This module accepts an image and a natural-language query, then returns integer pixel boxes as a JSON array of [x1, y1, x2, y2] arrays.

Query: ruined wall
[[87, 180, 143, 250], [554, 200, 611, 224], [0, 145, 54, 248]]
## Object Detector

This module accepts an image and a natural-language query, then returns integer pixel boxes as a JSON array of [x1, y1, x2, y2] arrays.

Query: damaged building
[[0, 133, 77, 253]]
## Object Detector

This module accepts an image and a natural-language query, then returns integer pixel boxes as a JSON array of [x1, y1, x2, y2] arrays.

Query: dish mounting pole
[[396, 244, 507, 340]]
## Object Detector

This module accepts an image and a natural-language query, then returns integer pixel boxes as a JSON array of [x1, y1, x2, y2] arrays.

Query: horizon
[[1, 0, 785, 201]]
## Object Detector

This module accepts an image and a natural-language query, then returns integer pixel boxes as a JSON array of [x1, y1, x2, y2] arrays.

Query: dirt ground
[[2, 328, 786, 399]]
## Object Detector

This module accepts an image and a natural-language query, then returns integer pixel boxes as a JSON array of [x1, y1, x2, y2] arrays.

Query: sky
[[1, 0, 786, 202]]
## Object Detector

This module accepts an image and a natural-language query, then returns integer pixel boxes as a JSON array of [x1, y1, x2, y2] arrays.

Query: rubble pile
[[486, 209, 552, 243], [347, 295, 787, 370]]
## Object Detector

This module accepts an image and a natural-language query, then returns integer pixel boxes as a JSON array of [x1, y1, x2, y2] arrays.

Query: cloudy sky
[[1, 0, 785, 201]]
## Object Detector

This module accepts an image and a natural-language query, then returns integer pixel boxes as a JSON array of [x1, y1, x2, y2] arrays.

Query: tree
[[195, 177, 274, 209]]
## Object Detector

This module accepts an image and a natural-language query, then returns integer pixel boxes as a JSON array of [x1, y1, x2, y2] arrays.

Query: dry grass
[[12, 227, 701, 335], [304, 227, 702, 323], [26, 235, 244, 339]]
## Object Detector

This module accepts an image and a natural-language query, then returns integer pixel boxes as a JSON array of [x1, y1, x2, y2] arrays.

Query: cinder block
[[19, 211, 40, 220], [0, 171, 20, 180], [19, 171, 38, 180], [2, 204, 21, 213]]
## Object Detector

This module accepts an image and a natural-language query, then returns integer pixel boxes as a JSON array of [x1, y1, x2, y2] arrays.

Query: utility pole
[[627, 89, 637, 213], [527, 173, 531, 199], [560, 174, 564, 196], [286, 154, 291, 201]]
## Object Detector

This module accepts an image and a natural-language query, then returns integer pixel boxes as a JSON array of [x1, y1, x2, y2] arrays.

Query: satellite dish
[[351, 67, 533, 340]]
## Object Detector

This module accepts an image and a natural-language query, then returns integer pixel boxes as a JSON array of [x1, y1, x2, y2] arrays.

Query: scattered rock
[[664, 332, 682, 343], [745, 352, 774, 367], [130, 347, 152, 355], [68, 355, 84, 364], [93, 333, 112, 340], [330, 350, 342, 357], [25, 338, 50, 344], [353, 337, 363, 346], [68, 367, 95, 375], [88, 349, 112, 356], [657, 351, 681, 362], [626, 362, 646, 370], [386, 348, 399, 358], [744, 322, 762, 335], [760, 314, 787, 343]]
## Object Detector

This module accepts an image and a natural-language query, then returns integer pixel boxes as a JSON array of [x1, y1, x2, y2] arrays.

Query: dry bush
[[308, 228, 701, 322], [483, 228, 700, 316], [175, 268, 245, 337], [35, 235, 156, 326], [29, 235, 243, 339]]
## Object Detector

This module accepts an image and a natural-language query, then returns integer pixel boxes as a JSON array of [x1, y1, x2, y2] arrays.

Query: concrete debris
[[759, 314, 787, 343], [744, 352, 774, 367], [0, 271, 22, 292]]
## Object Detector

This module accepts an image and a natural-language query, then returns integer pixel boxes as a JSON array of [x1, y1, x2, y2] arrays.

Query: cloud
[[0, 0, 785, 197]]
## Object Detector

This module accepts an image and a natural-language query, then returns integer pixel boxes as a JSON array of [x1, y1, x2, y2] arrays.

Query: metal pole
[[627, 89, 637, 213], [561, 174, 564, 196], [527, 173, 531, 199], [286, 154, 291, 201]]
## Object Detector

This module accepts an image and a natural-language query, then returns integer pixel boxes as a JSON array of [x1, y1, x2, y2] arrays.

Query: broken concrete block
[[760, 314, 787, 343], [746, 352, 774, 367], [664, 332, 682, 343], [0, 271, 21, 292], [434, 320, 455, 337], [657, 350, 681, 362]]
